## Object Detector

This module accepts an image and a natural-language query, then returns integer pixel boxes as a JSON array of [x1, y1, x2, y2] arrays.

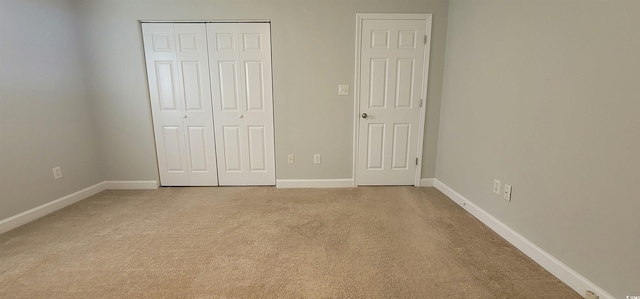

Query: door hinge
[[416, 158, 419, 165], [420, 99, 423, 107], [424, 35, 428, 44]]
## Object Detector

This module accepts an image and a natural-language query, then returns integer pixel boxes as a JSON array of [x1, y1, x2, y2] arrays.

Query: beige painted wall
[[437, 0, 640, 297], [0, 0, 103, 220], [74, 0, 448, 181]]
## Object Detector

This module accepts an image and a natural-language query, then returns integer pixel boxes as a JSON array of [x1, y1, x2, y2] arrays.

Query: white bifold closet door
[[207, 23, 276, 186], [143, 22, 275, 186], [142, 23, 219, 186]]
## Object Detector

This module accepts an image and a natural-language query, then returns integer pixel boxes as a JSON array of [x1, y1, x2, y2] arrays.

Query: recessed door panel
[[162, 126, 184, 172], [395, 58, 415, 108], [178, 33, 198, 51], [371, 30, 389, 49], [367, 124, 385, 170], [156, 61, 177, 111], [218, 61, 239, 111], [222, 126, 242, 172], [187, 126, 208, 171], [248, 126, 267, 172], [152, 33, 172, 52], [391, 124, 410, 169], [398, 30, 417, 49], [243, 34, 262, 51], [182, 61, 203, 111], [369, 58, 388, 109], [245, 61, 264, 111], [216, 34, 235, 51]]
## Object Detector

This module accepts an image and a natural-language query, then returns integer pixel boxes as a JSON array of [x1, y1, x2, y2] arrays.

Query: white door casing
[[207, 23, 276, 186], [355, 15, 432, 186], [142, 23, 219, 186]]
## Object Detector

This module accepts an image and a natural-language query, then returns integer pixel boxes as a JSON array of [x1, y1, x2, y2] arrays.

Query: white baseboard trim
[[103, 180, 159, 190], [0, 182, 106, 235], [276, 179, 355, 188], [419, 178, 435, 187], [433, 179, 613, 299], [0, 180, 159, 235]]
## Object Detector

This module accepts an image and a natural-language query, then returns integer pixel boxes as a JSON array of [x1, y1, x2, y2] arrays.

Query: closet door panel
[[143, 23, 189, 186], [174, 24, 218, 186], [207, 23, 247, 185], [143, 23, 217, 186], [239, 23, 275, 185], [208, 23, 275, 186]]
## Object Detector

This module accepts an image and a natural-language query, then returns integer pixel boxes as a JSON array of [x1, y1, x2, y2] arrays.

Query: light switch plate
[[338, 85, 349, 96]]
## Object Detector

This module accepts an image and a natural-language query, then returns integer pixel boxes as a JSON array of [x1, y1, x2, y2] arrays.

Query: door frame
[[352, 13, 433, 187]]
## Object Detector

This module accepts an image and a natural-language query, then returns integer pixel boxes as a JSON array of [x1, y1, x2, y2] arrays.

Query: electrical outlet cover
[[53, 167, 62, 180], [584, 291, 599, 299], [493, 179, 501, 195]]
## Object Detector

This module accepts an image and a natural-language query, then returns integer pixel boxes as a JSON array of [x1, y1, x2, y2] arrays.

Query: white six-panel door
[[143, 23, 219, 186], [207, 23, 275, 186], [357, 19, 427, 185]]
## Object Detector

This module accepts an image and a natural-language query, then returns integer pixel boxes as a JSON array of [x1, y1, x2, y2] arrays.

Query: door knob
[[239, 114, 244, 118], [361, 113, 368, 119], [183, 115, 188, 118]]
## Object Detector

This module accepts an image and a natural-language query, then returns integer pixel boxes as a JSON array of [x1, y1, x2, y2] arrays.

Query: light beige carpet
[[0, 187, 579, 298]]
